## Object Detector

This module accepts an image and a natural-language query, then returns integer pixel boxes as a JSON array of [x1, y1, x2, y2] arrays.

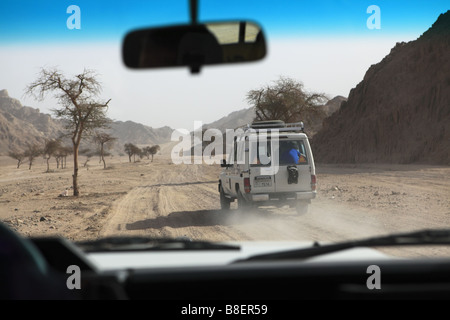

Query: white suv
[[218, 120, 317, 214]]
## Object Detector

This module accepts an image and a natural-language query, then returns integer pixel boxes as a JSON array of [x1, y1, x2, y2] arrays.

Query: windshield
[[0, 0, 449, 260]]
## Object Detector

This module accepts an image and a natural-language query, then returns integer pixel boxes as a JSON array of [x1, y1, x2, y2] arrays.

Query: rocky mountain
[[312, 11, 450, 165], [202, 96, 346, 134], [203, 107, 256, 132], [321, 96, 347, 117], [297, 95, 347, 137], [108, 121, 172, 151], [0, 89, 65, 154], [0, 89, 173, 155]]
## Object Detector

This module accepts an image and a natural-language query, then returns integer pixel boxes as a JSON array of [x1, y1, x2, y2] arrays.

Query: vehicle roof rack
[[250, 120, 286, 129], [242, 120, 305, 133]]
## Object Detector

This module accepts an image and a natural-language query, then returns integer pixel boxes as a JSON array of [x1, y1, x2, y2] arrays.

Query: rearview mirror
[[122, 21, 266, 73]]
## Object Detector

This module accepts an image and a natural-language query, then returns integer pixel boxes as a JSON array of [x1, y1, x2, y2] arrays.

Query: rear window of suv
[[277, 139, 309, 165], [249, 138, 308, 167]]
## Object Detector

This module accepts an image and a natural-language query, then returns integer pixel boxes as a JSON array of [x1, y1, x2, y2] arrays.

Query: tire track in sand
[[99, 164, 250, 241]]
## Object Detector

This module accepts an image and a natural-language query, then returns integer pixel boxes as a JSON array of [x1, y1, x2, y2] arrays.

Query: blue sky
[[0, 1, 448, 129], [1, 0, 448, 43]]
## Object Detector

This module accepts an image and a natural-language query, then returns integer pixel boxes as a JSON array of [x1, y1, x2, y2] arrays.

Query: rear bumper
[[250, 191, 316, 202]]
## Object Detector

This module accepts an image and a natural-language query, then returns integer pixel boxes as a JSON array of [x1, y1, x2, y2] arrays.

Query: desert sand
[[1, 143, 449, 258]]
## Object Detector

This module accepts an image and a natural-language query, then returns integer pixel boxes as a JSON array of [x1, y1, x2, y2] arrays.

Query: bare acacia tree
[[8, 150, 26, 169], [124, 143, 134, 163], [43, 139, 62, 172], [142, 145, 160, 162], [246, 76, 328, 126], [148, 145, 160, 162], [124, 143, 141, 163], [54, 145, 70, 169], [24, 143, 43, 170], [59, 145, 73, 169], [79, 148, 96, 169], [142, 146, 151, 160], [92, 131, 117, 169], [26, 68, 111, 196]]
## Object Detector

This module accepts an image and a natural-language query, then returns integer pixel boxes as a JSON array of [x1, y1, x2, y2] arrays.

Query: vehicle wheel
[[220, 186, 231, 211], [295, 203, 309, 215]]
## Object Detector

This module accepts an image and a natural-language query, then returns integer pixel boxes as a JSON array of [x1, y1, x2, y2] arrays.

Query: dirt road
[[1, 152, 449, 258], [100, 158, 450, 258]]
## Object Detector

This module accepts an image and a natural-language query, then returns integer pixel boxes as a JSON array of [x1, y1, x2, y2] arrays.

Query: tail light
[[311, 175, 317, 191], [244, 177, 251, 193]]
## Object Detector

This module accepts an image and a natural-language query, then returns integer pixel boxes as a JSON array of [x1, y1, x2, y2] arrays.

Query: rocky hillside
[[321, 96, 347, 117], [302, 95, 347, 136], [0, 89, 64, 153], [204, 107, 256, 131], [0, 90, 173, 155], [312, 11, 450, 165], [108, 121, 172, 151], [203, 96, 345, 134]]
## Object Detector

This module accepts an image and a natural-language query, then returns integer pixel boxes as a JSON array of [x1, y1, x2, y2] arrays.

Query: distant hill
[[202, 96, 346, 134], [204, 107, 256, 132], [312, 10, 450, 165], [107, 121, 173, 152], [0, 89, 172, 155], [300, 95, 347, 136], [322, 96, 347, 117]]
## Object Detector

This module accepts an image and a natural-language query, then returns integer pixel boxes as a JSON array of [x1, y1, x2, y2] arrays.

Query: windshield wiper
[[233, 229, 450, 263], [75, 236, 240, 253]]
